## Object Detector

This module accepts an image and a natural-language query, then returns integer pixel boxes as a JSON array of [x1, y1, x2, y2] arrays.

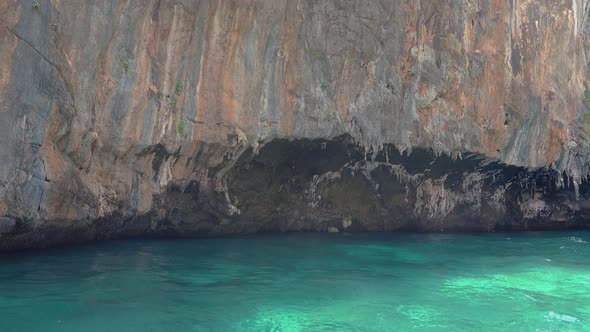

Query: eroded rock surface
[[2, 0, 590, 249]]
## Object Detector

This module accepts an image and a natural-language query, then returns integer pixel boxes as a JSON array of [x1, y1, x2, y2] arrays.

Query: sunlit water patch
[[1, 232, 589, 331]]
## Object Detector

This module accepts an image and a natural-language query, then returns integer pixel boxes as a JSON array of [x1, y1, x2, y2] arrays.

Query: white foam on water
[[569, 237, 587, 243], [546, 311, 580, 323]]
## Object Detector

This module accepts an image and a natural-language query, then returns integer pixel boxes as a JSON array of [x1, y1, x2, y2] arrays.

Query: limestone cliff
[[2, 0, 590, 249]]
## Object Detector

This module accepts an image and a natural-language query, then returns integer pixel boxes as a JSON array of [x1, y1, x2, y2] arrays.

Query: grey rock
[[0, 217, 16, 235]]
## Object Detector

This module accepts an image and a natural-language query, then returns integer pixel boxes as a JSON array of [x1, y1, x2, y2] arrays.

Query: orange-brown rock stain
[[418, 82, 428, 97], [220, 4, 255, 131], [334, 50, 354, 124], [280, 0, 300, 138], [194, 1, 219, 142], [472, 0, 510, 156]]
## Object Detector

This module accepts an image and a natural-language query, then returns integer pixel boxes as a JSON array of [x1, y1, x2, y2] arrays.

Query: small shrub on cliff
[[584, 86, 590, 110], [312, 49, 322, 60], [32, 2, 40, 9], [446, 33, 461, 53], [178, 118, 185, 133], [121, 60, 129, 73], [581, 82, 590, 140], [170, 98, 177, 109], [175, 81, 183, 96], [178, 118, 188, 138]]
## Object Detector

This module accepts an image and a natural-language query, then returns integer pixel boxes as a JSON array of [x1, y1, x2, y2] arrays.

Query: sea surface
[[1, 232, 589, 331]]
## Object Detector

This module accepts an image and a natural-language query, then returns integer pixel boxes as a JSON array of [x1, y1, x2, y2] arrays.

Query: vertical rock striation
[[1, 0, 590, 249]]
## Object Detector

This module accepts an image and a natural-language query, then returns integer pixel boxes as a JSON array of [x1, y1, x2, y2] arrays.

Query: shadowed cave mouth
[[226, 135, 590, 232]]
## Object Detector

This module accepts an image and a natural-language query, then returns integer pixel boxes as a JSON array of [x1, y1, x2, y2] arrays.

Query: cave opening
[[225, 135, 590, 232]]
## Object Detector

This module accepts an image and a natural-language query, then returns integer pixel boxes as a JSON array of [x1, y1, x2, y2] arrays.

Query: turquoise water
[[1, 232, 589, 331]]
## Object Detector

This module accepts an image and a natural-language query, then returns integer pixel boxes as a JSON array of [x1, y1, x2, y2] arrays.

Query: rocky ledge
[[2, 135, 590, 251]]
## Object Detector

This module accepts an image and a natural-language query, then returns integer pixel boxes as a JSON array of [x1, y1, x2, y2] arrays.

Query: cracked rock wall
[[1, 0, 590, 249]]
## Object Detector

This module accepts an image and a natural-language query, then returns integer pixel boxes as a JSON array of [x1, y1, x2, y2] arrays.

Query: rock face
[[2, 0, 590, 249]]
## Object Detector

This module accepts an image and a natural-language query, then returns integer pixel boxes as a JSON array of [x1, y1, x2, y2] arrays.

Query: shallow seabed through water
[[1, 231, 589, 331]]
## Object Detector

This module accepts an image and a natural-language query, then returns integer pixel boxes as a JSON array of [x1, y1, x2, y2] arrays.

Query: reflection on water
[[0, 232, 589, 331]]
